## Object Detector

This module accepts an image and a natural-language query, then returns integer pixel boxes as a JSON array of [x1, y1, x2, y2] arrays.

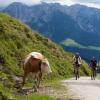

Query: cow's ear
[[44, 58, 47, 60], [42, 58, 48, 62]]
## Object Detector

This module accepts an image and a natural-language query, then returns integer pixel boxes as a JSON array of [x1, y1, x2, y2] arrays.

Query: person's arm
[[89, 61, 92, 68], [72, 56, 75, 64], [96, 60, 98, 70], [79, 56, 82, 64]]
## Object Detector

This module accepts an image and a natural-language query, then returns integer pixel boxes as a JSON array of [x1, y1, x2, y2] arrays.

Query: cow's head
[[41, 58, 52, 73]]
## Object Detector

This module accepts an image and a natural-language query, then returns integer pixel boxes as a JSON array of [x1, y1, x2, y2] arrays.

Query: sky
[[0, 0, 100, 9]]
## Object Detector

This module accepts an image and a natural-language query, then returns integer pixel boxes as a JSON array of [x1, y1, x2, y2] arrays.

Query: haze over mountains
[[0, 7, 5, 11], [2, 2, 100, 60]]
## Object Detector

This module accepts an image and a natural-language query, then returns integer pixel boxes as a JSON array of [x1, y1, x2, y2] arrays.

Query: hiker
[[89, 57, 97, 80], [72, 52, 82, 80]]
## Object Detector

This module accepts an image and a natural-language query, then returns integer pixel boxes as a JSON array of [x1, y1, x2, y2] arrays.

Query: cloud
[[44, 0, 100, 8], [74, 0, 100, 4], [19, 0, 41, 5], [45, 0, 100, 4], [0, 0, 41, 6], [44, 0, 75, 5], [0, 0, 16, 6], [71, 0, 100, 8], [1, 0, 100, 9]]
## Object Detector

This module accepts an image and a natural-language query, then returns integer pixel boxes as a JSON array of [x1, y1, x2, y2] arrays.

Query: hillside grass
[[0, 82, 55, 100], [0, 12, 91, 99], [61, 38, 100, 51], [97, 73, 100, 78]]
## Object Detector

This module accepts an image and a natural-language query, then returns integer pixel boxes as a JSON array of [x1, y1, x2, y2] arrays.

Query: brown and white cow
[[22, 52, 52, 91]]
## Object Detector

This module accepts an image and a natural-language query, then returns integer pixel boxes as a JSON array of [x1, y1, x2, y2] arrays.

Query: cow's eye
[[42, 62, 47, 65]]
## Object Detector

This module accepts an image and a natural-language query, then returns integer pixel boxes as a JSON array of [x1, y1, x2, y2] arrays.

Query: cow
[[22, 52, 52, 91]]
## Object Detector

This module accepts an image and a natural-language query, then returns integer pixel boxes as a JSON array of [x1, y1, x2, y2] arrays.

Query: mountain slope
[[2, 2, 100, 46], [2, 2, 100, 61], [3, 2, 77, 42], [66, 4, 100, 33], [61, 38, 100, 51], [3, 3, 91, 44]]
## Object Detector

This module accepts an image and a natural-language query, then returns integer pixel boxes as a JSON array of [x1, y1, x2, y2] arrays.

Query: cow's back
[[23, 52, 43, 73], [29, 52, 44, 60]]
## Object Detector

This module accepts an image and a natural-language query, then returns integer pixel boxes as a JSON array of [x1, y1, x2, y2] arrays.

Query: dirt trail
[[62, 77, 100, 100]]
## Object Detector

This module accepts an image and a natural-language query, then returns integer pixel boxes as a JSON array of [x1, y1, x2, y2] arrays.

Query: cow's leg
[[37, 72, 42, 88], [32, 74, 38, 92], [22, 72, 28, 86], [33, 72, 42, 92]]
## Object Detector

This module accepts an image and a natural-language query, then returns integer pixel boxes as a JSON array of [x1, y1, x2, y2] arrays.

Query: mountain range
[[2, 2, 100, 60]]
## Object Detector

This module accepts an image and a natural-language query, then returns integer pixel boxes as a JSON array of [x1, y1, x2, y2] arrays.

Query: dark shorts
[[74, 64, 80, 67], [91, 68, 96, 71]]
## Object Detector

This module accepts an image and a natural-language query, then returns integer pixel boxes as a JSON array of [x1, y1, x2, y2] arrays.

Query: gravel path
[[62, 77, 100, 100]]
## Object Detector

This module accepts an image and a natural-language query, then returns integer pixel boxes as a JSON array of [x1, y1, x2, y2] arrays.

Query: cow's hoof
[[34, 89, 37, 92], [37, 85, 40, 88], [34, 88, 38, 92]]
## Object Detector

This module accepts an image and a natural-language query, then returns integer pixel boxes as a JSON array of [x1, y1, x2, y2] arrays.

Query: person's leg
[[91, 69, 93, 80], [93, 69, 95, 80], [76, 67, 79, 80], [78, 65, 80, 78], [74, 66, 77, 80], [73, 64, 75, 74], [94, 69, 96, 80]]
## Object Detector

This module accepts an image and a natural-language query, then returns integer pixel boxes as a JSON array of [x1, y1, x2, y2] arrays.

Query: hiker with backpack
[[89, 57, 97, 80], [72, 52, 82, 80]]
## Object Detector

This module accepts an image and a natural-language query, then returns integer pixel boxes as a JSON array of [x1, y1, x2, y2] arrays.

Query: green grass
[[27, 95, 55, 100], [97, 73, 100, 78], [61, 38, 100, 51], [0, 82, 55, 100]]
